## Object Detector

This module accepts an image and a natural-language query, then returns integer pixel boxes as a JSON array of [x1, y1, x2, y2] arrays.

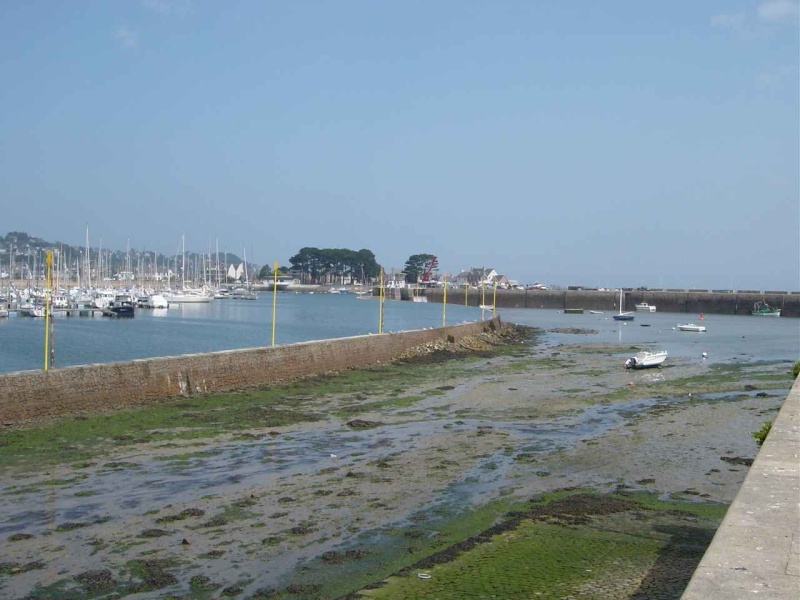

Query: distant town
[[0, 231, 553, 291]]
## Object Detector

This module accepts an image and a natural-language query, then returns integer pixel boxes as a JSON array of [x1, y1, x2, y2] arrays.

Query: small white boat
[[678, 323, 706, 332], [635, 302, 657, 312], [588, 310, 604, 314], [612, 289, 635, 321], [0, 307, 8, 318], [625, 350, 668, 369], [141, 294, 169, 309]]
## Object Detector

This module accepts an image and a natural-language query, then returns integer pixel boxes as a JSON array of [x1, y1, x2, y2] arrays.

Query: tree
[[257, 264, 289, 280], [404, 254, 437, 284], [288, 247, 381, 285]]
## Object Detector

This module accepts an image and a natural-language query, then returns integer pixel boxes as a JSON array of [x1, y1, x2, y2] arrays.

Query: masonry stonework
[[0, 318, 500, 423]]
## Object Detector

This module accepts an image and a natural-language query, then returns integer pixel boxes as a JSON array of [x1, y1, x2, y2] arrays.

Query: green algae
[[0, 326, 535, 473], [355, 491, 724, 600]]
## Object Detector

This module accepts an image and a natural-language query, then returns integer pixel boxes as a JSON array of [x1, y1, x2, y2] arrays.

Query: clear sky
[[1, 1, 798, 290]]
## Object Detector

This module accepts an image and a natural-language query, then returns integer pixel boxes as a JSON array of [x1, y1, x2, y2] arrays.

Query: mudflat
[[0, 324, 792, 599]]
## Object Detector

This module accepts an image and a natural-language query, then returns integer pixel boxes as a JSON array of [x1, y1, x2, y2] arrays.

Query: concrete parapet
[[681, 377, 800, 599], [0, 317, 501, 423]]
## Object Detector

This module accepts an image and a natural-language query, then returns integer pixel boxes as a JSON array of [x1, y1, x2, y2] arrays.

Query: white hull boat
[[612, 289, 634, 321], [166, 290, 211, 304], [635, 302, 656, 312], [141, 294, 169, 309], [625, 350, 668, 369], [678, 323, 706, 332]]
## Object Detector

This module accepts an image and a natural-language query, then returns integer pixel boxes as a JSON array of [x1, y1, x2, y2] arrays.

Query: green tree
[[289, 247, 381, 285], [404, 254, 437, 284], [257, 264, 289, 280]]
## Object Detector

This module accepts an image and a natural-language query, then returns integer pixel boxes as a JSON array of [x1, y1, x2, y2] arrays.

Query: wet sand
[[0, 327, 789, 598]]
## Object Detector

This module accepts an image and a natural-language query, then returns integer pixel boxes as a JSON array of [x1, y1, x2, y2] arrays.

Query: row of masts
[[2, 228, 253, 292]]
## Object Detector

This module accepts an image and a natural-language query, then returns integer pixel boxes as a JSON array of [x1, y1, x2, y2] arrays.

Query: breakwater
[[414, 289, 800, 317], [0, 317, 500, 423]]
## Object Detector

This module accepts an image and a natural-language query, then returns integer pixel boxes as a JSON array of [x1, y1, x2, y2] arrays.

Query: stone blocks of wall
[[0, 317, 500, 423]]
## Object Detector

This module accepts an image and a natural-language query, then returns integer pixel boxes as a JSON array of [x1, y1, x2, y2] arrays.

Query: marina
[[1, 294, 797, 374]]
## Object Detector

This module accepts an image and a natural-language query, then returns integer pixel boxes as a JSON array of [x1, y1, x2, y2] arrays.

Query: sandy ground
[[0, 330, 788, 599]]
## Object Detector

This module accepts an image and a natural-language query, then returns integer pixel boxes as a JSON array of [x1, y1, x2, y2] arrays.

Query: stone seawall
[[418, 289, 800, 317], [0, 317, 501, 423]]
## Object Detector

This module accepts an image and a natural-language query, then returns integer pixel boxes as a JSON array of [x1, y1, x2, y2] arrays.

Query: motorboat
[[141, 294, 169, 309], [678, 323, 706, 332], [625, 350, 668, 369], [105, 294, 135, 317], [635, 302, 657, 312], [231, 287, 258, 300]]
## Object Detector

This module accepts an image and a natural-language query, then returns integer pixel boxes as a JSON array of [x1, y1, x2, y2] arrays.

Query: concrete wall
[[681, 376, 799, 599], [420, 289, 800, 317], [0, 317, 501, 423]]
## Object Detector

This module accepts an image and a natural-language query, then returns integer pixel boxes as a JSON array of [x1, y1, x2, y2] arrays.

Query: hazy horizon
[[1, 2, 798, 290]]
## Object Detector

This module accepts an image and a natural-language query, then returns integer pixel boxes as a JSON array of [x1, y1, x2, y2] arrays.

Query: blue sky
[[1, 1, 798, 290]]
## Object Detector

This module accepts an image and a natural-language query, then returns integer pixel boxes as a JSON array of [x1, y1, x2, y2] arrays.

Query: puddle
[[0, 388, 779, 539]]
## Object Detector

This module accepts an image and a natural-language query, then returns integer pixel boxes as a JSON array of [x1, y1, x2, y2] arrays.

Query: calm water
[[0, 295, 797, 374]]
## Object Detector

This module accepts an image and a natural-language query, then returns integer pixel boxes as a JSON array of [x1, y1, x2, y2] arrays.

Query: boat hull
[[678, 324, 706, 332], [625, 351, 668, 369]]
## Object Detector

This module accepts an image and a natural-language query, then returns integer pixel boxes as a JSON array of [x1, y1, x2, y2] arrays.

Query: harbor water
[[0, 295, 797, 374]]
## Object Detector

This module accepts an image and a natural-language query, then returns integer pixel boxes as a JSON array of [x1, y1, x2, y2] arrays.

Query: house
[[453, 267, 498, 287]]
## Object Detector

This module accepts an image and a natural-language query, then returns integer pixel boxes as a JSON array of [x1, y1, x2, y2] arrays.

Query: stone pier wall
[[418, 289, 799, 317], [0, 317, 501, 423]]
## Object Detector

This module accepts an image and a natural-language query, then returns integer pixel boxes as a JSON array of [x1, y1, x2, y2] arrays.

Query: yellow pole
[[43, 251, 53, 370], [441, 276, 447, 328], [271, 261, 278, 346], [464, 282, 468, 306], [378, 269, 384, 334], [492, 281, 497, 315]]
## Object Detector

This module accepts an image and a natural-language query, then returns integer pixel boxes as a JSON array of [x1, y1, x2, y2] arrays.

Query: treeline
[[287, 247, 381, 284]]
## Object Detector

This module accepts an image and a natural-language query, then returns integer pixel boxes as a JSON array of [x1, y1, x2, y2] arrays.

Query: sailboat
[[165, 235, 211, 304], [612, 289, 635, 321]]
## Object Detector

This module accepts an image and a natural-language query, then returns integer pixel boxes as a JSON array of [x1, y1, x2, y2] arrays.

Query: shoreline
[[0, 325, 793, 598]]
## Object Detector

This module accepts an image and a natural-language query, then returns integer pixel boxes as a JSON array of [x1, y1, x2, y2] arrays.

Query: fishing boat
[[635, 302, 656, 312], [678, 323, 706, 332], [105, 294, 135, 317], [624, 350, 668, 369], [751, 301, 781, 317], [612, 289, 634, 321]]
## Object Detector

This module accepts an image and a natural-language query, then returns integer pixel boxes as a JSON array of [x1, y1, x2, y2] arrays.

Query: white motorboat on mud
[[625, 350, 668, 369]]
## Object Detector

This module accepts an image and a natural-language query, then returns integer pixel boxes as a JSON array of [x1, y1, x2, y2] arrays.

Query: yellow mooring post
[[43, 250, 53, 370], [441, 276, 447, 328], [464, 282, 468, 306], [271, 261, 278, 346], [493, 281, 498, 315], [378, 269, 385, 334]]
